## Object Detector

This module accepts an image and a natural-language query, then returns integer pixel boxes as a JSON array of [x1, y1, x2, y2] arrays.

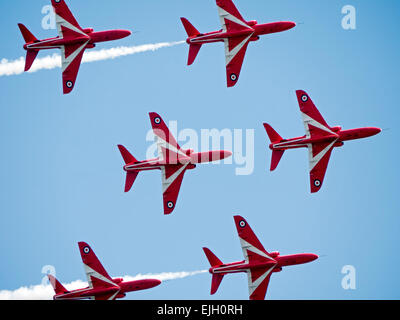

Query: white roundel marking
[[55, 0, 61, 3], [314, 179, 321, 187], [230, 74, 237, 81], [301, 95, 308, 102], [83, 246, 90, 254], [154, 117, 161, 125], [167, 201, 174, 209], [66, 81, 73, 88], [239, 220, 246, 228]]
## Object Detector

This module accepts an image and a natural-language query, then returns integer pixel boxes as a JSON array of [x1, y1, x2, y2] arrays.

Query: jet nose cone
[[289, 22, 297, 29], [309, 254, 319, 262], [123, 30, 132, 37], [223, 151, 233, 159]]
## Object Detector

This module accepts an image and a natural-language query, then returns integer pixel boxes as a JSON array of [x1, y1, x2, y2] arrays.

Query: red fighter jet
[[203, 216, 318, 300], [181, 0, 296, 87], [118, 113, 232, 215], [264, 90, 382, 193], [18, 0, 131, 94], [48, 242, 161, 300]]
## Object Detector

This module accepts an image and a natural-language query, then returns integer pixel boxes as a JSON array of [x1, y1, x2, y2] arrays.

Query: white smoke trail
[[0, 270, 207, 300], [0, 41, 184, 77]]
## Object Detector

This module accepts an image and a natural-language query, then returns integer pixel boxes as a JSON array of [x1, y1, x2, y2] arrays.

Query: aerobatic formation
[[13, 0, 382, 301]]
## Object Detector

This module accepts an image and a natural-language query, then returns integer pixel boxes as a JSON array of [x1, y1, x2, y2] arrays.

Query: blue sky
[[0, 0, 399, 300]]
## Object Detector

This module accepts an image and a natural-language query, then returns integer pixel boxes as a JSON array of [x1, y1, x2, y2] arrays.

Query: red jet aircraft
[[203, 216, 318, 300], [118, 113, 232, 215], [18, 0, 131, 94], [181, 0, 296, 87], [264, 90, 382, 193], [48, 242, 161, 300]]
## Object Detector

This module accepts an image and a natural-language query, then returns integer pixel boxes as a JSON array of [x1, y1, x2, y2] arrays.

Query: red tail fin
[[24, 50, 39, 72], [180, 18, 200, 37], [124, 172, 138, 193], [180, 18, 202, 65], [47, 275, 68, 295], [188, 44, 202, 66], [210, 274, 224, 295], [203, 247, 223, 267], [203, 248, 224, 295], [18, 24, 39, 72], [18, 24, 37, 43], [118, 145, 138, 164], [118, 145, 139, 192], [263, 124, 285, 171], [263, 123, 282, 143], [270, 150, 285, 171]]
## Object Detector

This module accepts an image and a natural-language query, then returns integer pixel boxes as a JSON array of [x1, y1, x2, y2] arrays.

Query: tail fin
[[118, 145, 139, 192], [263, 123, 283, 143], [47, 275, 68, 295], [18, 24, 39, 72], [203, 248, 224, 295], [124, 172, 138, 193], [210, 274, 224, 295], [180, 18, 200, 37], [18, 24, 37, 43], [118, 145, 138, 164], [180, 18, 202, 65], [270, 150, 285, 171], [203, 247, 223, 267], [24, 50, 39, 72], [187, 44, 202, 66], [263, 124, 285, 171]]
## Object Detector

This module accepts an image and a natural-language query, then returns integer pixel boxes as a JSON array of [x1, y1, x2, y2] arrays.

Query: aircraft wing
[[78, 242, 118, 289], [216, 0, 251, 32], [308, 140, 337, 193], [161, 164, 189, 215], [224, 35, 253, 87], [52, 0, 84, 36], [247, 267, 275, 300], [233, 216, 276, 263], [52, 0, 90, 94], [61, 43, 88, 94], [149, 112, 189, 164], [296, 90, 336, 138]]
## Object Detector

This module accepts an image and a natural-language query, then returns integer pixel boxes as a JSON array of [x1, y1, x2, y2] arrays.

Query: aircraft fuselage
[[209, 253, 318, 275], [53, 279, 161, 301], [269, 127, 382, 151], [23, 29, 131, 51], [187, 21, 295, 45], [124, 150, 232, 173]]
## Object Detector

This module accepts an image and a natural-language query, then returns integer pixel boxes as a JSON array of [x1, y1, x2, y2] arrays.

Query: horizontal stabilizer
[[24, 50, 39, 72], [125, 172, 138, 193], [270, 150, 285, 171], [118, 145, 138, 165], [263, 123, 282, 143], [48, 275, 68, 295], [18, 23, 37, 43], [180, 17, 200, 37], [188, 44, 202, 66], [203, 247, 223, 267], [211, 274, 224, 295]]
